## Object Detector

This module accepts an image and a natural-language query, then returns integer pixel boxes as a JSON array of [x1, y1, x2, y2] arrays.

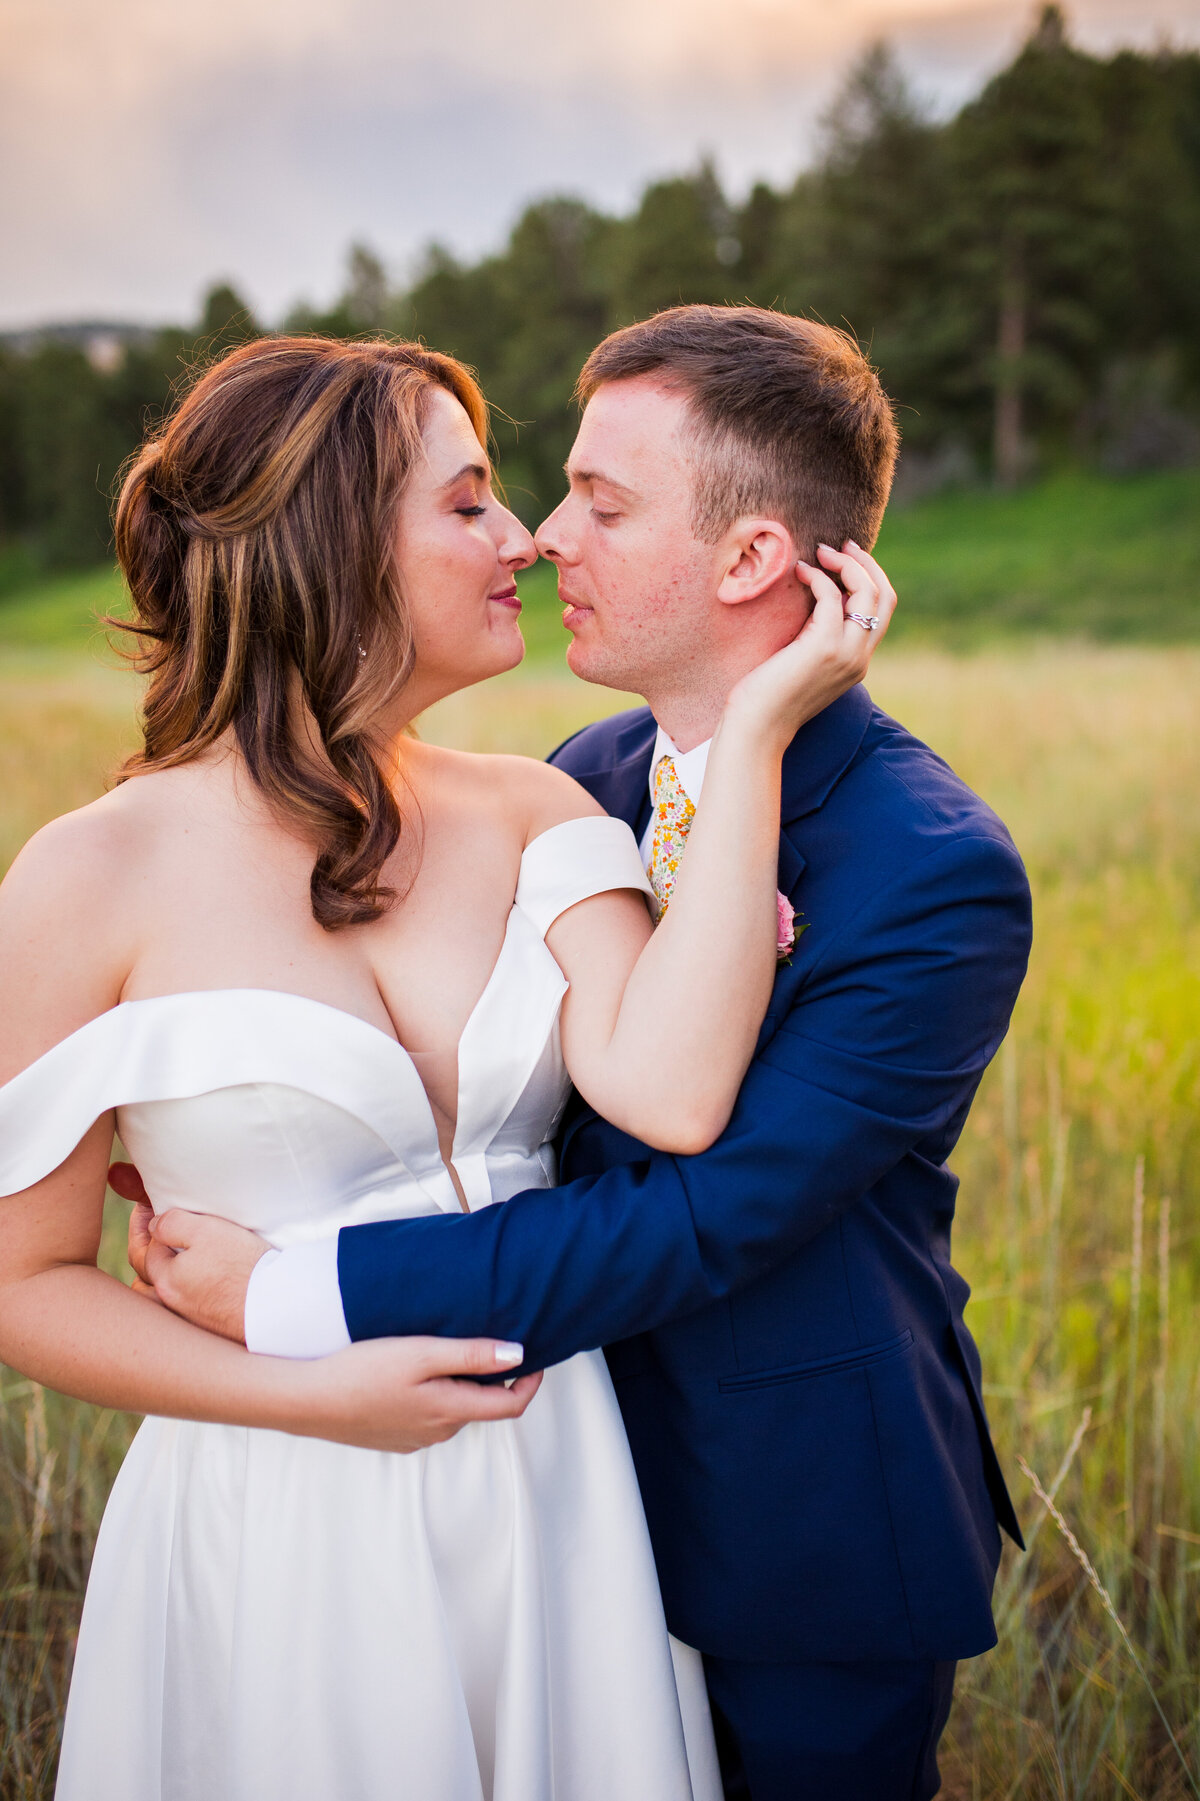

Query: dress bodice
[[0, 816, 653, 1243]]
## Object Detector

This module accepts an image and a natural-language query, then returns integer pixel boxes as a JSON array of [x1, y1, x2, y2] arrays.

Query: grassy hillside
[[875, 467, 1200, 645], [1, 466, 1197, 663], [0, 565, 129, 652]]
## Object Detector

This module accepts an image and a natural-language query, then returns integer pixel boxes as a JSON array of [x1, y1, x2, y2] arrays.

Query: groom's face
[[535, 378, 719, 695]]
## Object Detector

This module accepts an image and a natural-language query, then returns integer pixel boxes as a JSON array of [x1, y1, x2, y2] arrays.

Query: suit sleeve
[[338, 833, 1032, 1370]]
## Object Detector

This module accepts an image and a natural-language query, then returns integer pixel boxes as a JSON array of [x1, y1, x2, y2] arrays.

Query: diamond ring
[[849, 612, 879, 632]]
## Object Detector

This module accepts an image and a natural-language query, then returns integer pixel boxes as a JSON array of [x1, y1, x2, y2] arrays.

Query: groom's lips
[[559, 590, 594, 632]]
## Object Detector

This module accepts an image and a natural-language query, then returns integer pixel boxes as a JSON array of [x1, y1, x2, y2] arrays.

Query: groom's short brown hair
[[577, 305, 899, 560]]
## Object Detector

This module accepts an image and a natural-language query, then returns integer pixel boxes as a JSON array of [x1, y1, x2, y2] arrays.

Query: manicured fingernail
[[847, 539, 860, 549], [494, 1342, 524, 1366]]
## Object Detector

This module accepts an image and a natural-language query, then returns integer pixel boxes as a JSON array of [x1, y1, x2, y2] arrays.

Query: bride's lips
[[489, 584, 521, 611]]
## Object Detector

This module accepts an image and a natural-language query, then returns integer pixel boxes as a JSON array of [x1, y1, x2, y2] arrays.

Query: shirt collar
[[648, 727, 712, 811]]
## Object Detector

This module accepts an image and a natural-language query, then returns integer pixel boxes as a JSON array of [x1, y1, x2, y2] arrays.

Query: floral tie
[[648, 755, 695, 916]]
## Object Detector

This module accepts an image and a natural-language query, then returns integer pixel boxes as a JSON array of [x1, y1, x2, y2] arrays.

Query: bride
[[0, 336, 889, 1800]]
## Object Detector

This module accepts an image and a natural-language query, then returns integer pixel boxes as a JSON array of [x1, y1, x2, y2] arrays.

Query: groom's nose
[[534, 500, 571, 566]]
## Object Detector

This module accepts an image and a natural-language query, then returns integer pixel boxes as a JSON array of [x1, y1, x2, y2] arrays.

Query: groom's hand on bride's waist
[[114, 1163, 265, 1343], [111, 1161, 542, 1451]]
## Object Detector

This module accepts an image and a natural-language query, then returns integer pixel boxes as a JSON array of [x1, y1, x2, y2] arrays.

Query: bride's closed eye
[[456, 505, 488, 518]]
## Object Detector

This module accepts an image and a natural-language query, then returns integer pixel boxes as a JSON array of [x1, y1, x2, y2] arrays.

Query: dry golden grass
[[1, 641, 1198, 1798], [0, 655, 140, 876]]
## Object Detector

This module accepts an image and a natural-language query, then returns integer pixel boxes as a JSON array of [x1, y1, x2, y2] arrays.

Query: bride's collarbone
[[117, 751, 533, 1042], [121, 856, 521, 1052], [126, 738, 529, 914]]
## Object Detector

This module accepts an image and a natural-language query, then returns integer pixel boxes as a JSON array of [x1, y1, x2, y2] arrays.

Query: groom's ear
[[715, 518, 798, 608]]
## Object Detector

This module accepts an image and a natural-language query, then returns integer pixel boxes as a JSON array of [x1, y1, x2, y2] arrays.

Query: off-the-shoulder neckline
[[519, 812, 621, 852], [95, 985, 419, 1048], [0, 812, 640, 1108], [0, 948, 551, 1176], [115, 816, 626, 1042]]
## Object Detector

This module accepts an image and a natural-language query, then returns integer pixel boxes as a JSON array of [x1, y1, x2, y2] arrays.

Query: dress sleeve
[[0, 1010, 128, 1197], [515, 816, 654, 939]]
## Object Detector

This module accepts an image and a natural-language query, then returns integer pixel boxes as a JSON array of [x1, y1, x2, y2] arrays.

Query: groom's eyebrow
[[565, 463, 637, 498]]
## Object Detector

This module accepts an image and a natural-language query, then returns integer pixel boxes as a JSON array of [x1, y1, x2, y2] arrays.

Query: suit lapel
[[779, 684, 874, 827], [776, 830, 806, 900], [573, 711, 657, 843], [566, 685, 873, 848], [771, 684, 874, 910], [759, 685, 876, 1045]]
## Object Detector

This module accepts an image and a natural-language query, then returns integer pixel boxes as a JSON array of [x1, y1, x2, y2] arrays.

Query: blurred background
[[1, 3, 1199, 1798]]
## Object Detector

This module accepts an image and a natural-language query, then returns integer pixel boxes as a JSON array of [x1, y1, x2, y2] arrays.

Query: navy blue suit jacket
[[338, 687, 1033, 1663]]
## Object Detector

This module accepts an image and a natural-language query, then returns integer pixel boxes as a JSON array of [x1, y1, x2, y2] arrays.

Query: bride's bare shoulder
[[0, 784, 163, 1067], [1, 762, 190, 900], [423, 743, 604, 841], [0, 762, 205, 976], [3, 787, 133, 908]]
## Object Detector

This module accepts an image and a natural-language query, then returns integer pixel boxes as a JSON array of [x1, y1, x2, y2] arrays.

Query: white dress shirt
[[638, 727, 711, 867], [244, 730, 714, 1358]]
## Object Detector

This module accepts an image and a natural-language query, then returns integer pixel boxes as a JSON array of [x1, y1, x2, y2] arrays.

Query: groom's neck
[[634, 645, 758, 752], [639, 642, 787, 752], [641, 691, 724, 753], [637, 593, 815, 751]]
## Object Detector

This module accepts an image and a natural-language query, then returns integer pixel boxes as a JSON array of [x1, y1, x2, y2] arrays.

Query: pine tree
[[946, 7, 1123, 483], [608, 162, 738, 323]]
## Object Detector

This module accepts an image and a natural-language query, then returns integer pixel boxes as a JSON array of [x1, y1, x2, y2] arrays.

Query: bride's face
[[393, 386, 536, 708]]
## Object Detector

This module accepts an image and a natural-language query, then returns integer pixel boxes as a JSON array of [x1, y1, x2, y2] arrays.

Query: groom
[[126, 305, 1032, 1800]]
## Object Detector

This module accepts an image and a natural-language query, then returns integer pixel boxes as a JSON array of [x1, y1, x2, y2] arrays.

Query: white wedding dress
[[0, 816, 722, 1801]]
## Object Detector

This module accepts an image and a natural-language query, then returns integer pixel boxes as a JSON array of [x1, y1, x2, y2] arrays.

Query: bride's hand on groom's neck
[[720, 541, 895, 752]]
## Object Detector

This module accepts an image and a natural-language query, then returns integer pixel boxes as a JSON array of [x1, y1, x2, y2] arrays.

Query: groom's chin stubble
[[567, 635, 657, 702], [565, 638, 634, 695], [563, 634, 601, 685]]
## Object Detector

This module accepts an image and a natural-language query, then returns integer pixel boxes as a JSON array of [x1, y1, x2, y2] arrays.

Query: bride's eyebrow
[[439, 461, 490, 488]]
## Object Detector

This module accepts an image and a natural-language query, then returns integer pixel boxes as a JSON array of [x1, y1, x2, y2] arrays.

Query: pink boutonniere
[[776, 891, 807, 965]]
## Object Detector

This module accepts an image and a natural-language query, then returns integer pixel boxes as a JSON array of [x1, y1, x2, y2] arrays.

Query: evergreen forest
[[2, 4, 1199, 574]]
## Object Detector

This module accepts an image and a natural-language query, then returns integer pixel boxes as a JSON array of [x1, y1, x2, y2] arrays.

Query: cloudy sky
[[3, 0, 1199, 329]]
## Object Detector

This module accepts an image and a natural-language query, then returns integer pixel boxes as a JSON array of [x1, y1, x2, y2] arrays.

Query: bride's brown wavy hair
[[112, 335, 489, 929]]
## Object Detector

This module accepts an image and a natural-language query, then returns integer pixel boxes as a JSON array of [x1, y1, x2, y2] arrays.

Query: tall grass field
[[0, 523, 1198, 1796]]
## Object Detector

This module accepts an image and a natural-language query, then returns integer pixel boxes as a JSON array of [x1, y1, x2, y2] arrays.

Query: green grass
[[2, 644, 1199, 1799], [0, 566, 129, 653], [874, 467, 1200, 645]]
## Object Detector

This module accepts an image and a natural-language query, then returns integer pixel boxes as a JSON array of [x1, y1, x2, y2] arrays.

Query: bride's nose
[[499, 508, 537, 570]]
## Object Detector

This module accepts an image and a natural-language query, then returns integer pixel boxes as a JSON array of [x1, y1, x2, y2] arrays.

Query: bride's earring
[[357, 640, 368, 661]]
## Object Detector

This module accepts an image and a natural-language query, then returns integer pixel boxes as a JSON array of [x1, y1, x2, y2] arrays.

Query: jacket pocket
[[718, 1328, 915, 1394]]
